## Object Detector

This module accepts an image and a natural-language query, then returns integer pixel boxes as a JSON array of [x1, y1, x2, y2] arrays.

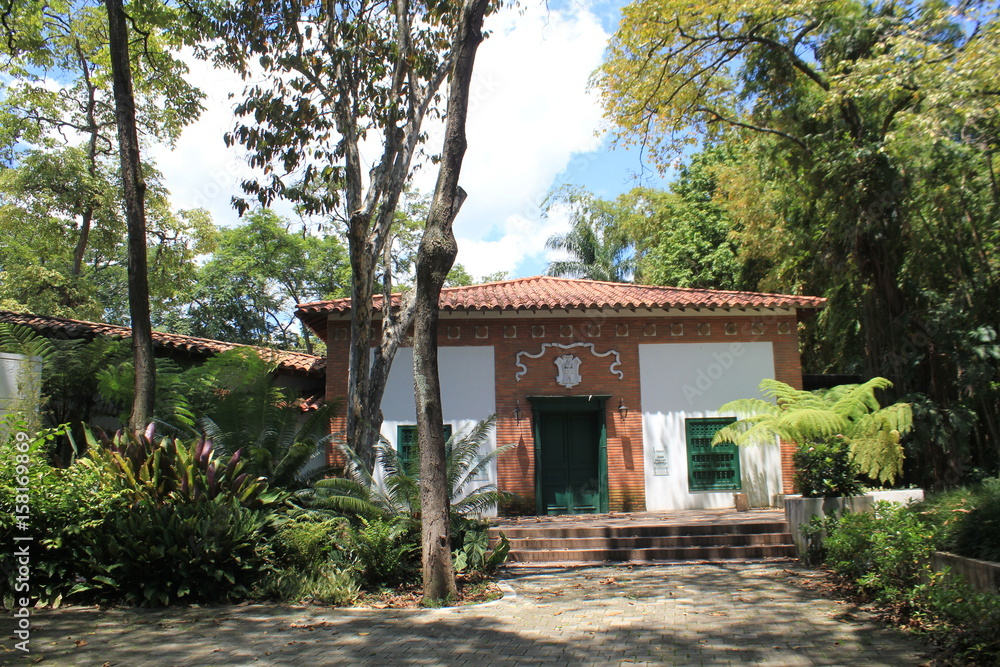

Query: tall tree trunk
[[346, 231, 380, 471], [105, 0, 155, 430], [413, 0, 487, 603], [72, 39, 100, 278]]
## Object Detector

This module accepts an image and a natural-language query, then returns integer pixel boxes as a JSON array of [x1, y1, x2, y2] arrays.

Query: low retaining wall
[[783, 489, 925, 557], [930, 552, 1000, 595]]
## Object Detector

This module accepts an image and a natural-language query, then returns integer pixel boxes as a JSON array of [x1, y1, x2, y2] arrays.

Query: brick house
[[296, 276, 826, 514]]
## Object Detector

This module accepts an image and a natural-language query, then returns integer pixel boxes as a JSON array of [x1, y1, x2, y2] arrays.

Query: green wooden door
[[686, 417, 741, 491], [538, 411, 601, 514]]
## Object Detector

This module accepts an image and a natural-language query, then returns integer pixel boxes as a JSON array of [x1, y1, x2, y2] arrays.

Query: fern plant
[[712, 378, 913, 486], [97, 347, 337, 491], [195, 349, 340, 490], [301, 414, 517, 523], [0, 322, 55, 359]]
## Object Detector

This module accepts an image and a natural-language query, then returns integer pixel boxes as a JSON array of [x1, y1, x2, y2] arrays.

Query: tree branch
[[694, 105, 810, 152]]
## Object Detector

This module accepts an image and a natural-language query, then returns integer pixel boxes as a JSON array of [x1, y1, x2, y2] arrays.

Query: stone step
[[502, 532, 794, 551], [489, 521, 790, 540], [506, 543, 799, 563], [488, 519, 797, 564]]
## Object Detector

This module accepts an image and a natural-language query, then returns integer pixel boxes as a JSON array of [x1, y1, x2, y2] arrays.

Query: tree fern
[[713, 378, 912, 485]]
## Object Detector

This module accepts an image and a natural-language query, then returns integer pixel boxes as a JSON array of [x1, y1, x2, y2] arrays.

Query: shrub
[[269, 513, 351, 569], [823, 501, 935, 603], [74, 496, 267, 606], [0, 422, 124, 607], [82, 425, 283, 508], [254, 513, 360, 604], [914, 478, 1000, 562], [792, 439, 863, 498], [67, 427, 287, 606], [952, 483, 1000, 563], [818, 497, 1000, 664], [908, 572, 1000, 664]]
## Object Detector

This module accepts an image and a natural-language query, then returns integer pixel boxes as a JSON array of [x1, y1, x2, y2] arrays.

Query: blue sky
[[149, 0, 677, 281]]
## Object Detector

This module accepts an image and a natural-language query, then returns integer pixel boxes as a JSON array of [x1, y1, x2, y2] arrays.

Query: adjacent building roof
[[0, 311, 326, 378], [296, 275, 827, 339]]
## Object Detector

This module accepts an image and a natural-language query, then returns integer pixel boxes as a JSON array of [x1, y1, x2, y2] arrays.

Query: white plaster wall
[[639, 342, 782, 510], [379, 346, 498, 514], [0, 352, 42, 415]]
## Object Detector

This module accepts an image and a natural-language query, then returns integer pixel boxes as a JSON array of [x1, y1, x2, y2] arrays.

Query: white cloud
[[145, 54, 297, 226], [149, 1, 613, 276], [449, 2, 611, 278]]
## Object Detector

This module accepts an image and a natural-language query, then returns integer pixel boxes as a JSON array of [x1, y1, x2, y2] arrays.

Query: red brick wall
[[324, 310, 803, 512]]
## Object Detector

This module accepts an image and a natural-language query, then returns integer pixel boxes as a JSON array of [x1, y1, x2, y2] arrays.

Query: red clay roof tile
[[296, 276, 826, 340], [0, 311, 325, 377]]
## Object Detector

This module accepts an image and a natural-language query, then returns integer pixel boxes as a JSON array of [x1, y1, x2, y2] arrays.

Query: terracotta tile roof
[[0, 311, 326, 377], [296, 276, 827, 336]]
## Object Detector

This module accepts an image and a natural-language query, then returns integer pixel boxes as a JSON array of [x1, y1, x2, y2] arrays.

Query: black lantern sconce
[[617, 398, 629, 421], [513, 400, 523, 424]]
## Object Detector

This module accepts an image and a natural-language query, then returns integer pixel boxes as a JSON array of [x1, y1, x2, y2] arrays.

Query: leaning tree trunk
[[413, 0, 487, 603], [106, 0, 155, 430]]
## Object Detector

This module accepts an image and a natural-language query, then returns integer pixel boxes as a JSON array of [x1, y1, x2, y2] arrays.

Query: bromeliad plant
[[712, 378, 913, 493], [81, 423, 282, 508], [67, 425, 284, 606]]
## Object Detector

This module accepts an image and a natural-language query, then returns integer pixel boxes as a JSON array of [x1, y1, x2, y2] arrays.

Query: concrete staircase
[[490, 517, 797, 564]]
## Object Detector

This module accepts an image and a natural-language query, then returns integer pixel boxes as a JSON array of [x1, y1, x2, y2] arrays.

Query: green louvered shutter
[[686, 418, 741, 491], [397, 424, 452, 469]]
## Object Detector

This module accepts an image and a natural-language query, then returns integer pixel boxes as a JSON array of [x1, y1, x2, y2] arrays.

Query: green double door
[[536, 405, 606, 515]]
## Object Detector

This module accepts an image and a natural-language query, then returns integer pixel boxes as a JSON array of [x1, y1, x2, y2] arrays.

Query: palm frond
[[712, 419, 781, 448], [302, 481, 385, 516], [445, 415, 498, 494], [271, 441, 316, 487], [849, 430, 905, 485], [453, 441, 517, 499], [451, 487, 516, 518], [774, 409, 848, 444]]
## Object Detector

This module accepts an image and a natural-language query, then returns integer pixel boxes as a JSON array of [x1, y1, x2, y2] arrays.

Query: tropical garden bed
[[0, 336, 513, 612]]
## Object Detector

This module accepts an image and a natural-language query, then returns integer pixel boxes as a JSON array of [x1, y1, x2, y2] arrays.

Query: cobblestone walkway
[[7, 563, 931, 666]]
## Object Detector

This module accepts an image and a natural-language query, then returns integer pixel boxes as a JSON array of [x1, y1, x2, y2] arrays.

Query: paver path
[[8, 563, 931, 666]]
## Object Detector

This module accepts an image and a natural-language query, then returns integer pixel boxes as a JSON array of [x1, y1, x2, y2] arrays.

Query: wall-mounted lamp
[[617, 398, 629, 421], [513, 400, 523, 424]]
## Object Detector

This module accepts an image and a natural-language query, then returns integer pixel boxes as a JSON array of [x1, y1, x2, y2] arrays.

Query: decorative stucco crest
[[515, 342, 623, 383], [554, 354, 582, 388]]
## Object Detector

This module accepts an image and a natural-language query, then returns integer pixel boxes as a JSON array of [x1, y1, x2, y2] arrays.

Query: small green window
[[686, 418, 741, 492], [397, 424, 452, 468]]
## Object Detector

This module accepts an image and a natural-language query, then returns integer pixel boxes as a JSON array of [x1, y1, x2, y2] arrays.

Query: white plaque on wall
[[652, 448, 669, 476]]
